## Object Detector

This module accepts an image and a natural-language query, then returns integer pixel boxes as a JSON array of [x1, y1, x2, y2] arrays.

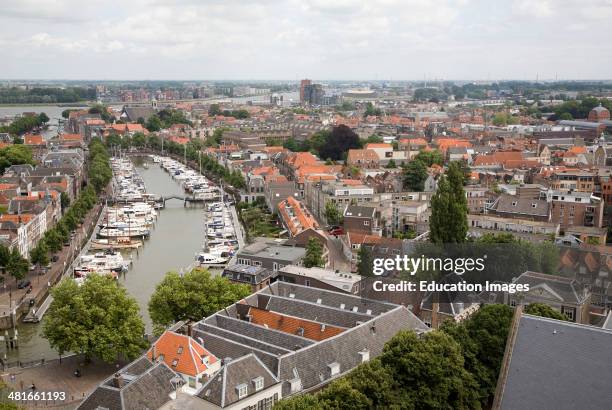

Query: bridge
[[158, 195, 220, 206], [22, 294, 53, 323]]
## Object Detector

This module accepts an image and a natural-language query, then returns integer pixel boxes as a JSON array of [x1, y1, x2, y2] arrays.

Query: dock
[[22, 294, 53, 323]]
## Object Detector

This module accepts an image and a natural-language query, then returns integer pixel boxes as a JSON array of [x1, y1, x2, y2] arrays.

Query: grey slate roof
[[512, 271, 589, 304], [489, 194, 550, 218], [222, 264, 273, 285], [203, 314, 314, 351], [78, 357, 179, 410], [122, 106, 157, 123], [196, 353, 279, 407], [499, 314, 612, 410], [269, 281, 396, 316], [344, 205, 376, 219], [238, 242, 306, 262], [194, 281, 429, 397]]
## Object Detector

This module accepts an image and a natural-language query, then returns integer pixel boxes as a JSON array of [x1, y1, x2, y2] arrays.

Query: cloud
[[0, 0, 611, 79]]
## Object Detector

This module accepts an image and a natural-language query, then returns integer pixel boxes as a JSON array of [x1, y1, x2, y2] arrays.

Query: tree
[[44, 229, 63, 253], [385, 159, 397, 168], [60, 192, 70, 210], [145, 115, 162, 132], [30, 241, 49, 267], [357, 245, 374, 277], [43, 274, 146, 362], [148, 268, 250, 332], [6, 248, 28, 281], [403, 160, 428, 191], [442, 304, 514, 404], [363, 102, 382, 118], [132, 132, 146, 148], [524, 303, 569, 321], [429, 161, 468, 244], [414, 149, 444, 167], [380, 330, 481, 409], [303, 238, 325, 268], [208, 104, 222, 116], [38, 112, 50, 124], [318, 125, 361, 161], [324, 201, 341, 225]]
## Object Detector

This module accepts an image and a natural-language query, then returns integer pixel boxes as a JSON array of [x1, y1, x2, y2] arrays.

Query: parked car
[[17, 280, 31, 289], [328, 227, 345, 236]]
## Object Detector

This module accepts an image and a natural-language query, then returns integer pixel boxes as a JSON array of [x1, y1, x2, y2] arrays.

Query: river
[[3, 155, 205, 363]]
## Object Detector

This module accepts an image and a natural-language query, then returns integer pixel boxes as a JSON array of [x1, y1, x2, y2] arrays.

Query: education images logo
[[370, 254, 529, 294]]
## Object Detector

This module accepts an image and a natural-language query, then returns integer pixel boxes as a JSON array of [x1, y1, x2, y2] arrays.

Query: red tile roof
[[24, 135, 45, 145], [247, 306, 344, 341], [146, 330, 218, 377]]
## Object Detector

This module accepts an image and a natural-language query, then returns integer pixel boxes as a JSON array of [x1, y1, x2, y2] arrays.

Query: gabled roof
[[344, 205, 376, 219], [196, 353, 279, 408], [247, 306, 345, 341], [495, 313, 612, 410], [146, 330, 218, 377], [78, 357, 179, 410], [511, 271, 589, 304], [24, 134, 45, 145], [347, 149, 379, 163]]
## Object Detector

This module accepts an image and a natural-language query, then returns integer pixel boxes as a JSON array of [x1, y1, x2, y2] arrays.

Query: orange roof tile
[[0, 214, 34, 224], [146, 330, 218, 377], [247, 306, 344, 341], [365, 143, 392, 149], [60, 133, 83, 142], [278, 196, 319, 235], [24, 135, 45, 145]]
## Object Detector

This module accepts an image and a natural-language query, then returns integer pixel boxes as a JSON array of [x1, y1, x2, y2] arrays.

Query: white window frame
[[236, 383, 248, 399], [252, 376, 264, 392]]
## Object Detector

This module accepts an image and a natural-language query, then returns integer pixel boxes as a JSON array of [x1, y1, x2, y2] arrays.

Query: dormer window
[[236, 383, 248, 399], [358, 350, 370, 363], [177, 346, 183, 354], [171, 359, 178, 367], [252, 376, 264, 392], [328, 362, 340, 376]]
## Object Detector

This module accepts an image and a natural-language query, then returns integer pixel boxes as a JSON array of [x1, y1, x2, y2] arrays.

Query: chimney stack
[[187, 323, 193, 337], [113, 373, 124, 388]]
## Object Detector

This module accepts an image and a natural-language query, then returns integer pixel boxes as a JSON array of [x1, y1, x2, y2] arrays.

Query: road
[[0, 202, 104, 325]]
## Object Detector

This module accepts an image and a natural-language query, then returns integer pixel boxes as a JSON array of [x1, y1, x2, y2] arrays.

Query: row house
[[264, 175, 300, 214], [304, 179, 375, 224], [546, 189, 604, 230], [550, 169, 595, 192], [347, 149, 379, 169]]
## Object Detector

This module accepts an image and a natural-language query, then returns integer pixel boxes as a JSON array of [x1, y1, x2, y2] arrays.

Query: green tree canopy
[[429, 161, 468, 243], [318, 125, 361, 161], [357, 245, 374, 278], [524, 303, 569, 321], [380, 330, 481, 409], [6, 248, 28, 281], [414, 149, 444, 167], [403, 160, 428, 191], [43, 274, 146, 362], [148, 268, 251, 332], [303, 237, 325, 268]]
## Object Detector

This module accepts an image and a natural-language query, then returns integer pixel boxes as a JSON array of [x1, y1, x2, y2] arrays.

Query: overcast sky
[[1, 0, 611, 81]]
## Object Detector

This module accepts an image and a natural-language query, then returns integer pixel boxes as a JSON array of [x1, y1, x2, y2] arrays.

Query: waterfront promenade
[[0, 199, 105, 331]]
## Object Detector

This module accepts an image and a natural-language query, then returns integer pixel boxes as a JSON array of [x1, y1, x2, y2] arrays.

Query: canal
[[4, 155, 205, 362]]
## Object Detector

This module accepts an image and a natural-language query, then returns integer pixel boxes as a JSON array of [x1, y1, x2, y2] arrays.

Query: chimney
[[151, 343, 156, 361], [113, 373, 124, 388], [187, 323, 193, 337]]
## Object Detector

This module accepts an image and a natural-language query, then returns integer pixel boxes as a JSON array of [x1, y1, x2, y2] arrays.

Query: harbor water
[[3, 156, 206, 362]]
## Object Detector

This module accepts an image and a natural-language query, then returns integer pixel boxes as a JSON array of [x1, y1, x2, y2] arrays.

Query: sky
[[1, 0, 611, 81]]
